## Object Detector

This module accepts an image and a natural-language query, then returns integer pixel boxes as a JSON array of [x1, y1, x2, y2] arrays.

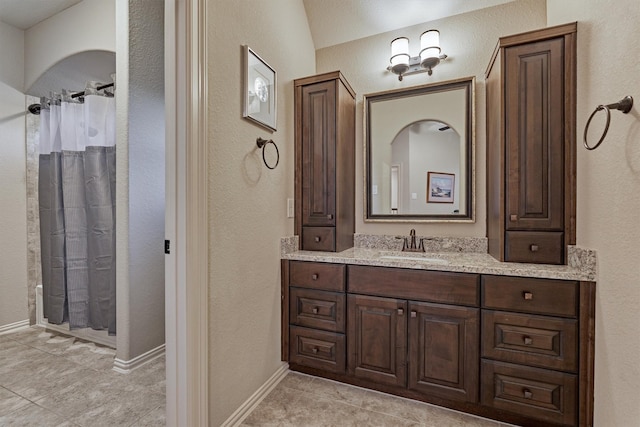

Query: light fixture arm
[[386, 53, 448, 81]]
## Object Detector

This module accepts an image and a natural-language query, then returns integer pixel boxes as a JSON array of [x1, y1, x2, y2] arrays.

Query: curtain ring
[[583, 105, 611, 151], [256, 137, 279, 169]]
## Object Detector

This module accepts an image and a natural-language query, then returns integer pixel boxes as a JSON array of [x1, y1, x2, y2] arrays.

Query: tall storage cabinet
[[486, 23, 577, 264], [294, 71, 356, 252]]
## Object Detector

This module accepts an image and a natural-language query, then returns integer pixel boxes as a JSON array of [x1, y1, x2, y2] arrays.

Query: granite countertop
[[281, 235, 597, 282]]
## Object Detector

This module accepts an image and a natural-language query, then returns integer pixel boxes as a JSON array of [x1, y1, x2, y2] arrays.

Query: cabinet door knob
[[523, 291, 533, 300], [523, 336, 533, 345], [327, 214, 333, 219], [312, 307, 319, 314], [523, 389, 533, 399], [410, 311, 417, 318], [530, 244, 539, 252], [314, 236, 321, 243], [397, 308, 404, 316], [312, 347, 319, 354], [510, 214, 518, 222], [311, 274, 318, 280]]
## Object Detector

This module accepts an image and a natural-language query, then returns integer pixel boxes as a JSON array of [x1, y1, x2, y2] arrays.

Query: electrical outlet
[[287, 198, 294, 218]]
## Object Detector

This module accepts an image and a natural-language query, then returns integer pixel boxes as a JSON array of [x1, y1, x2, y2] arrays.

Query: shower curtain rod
[[27, 82, 115, 115]]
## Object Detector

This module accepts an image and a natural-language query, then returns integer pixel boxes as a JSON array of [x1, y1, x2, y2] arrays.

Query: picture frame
[[427, 172, 455, 203], [243, 45, 277, 131]]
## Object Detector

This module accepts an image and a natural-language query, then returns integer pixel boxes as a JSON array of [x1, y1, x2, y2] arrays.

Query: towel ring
[[583, 96, 633, 150], [256, 137, 279, 169]]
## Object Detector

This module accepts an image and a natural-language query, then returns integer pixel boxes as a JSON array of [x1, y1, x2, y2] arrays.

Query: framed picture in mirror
[[427, 172, 455, 203]]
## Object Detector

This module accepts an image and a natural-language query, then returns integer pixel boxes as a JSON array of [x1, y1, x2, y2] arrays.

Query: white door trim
[[165, 0, 209, 425]]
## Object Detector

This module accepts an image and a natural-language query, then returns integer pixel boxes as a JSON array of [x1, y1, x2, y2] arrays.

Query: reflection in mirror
[[365, 77, 474, 222]]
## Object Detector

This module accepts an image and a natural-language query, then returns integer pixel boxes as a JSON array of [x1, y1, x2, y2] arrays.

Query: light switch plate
[[287, 198, 294, 218], [411, 193, 417, 199]]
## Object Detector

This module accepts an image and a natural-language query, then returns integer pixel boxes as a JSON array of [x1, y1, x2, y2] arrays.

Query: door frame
[[165, 0, 209, 425]]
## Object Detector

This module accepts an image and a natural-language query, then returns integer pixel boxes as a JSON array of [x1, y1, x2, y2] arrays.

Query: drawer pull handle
[[314, 236, 321, 243], [530, 244, 539, 252], [311, 274, 319, 280], [312, 307, 319, 314], [510, 214, 518, 222], [523, 291, 534, 300], [410, 311, 417, 318], [523, 389, 533, 399], [327, 214, 333, 219], [397, 308, 404, 316], [523, 336, 533, 345], [312, 347, 319, 354]]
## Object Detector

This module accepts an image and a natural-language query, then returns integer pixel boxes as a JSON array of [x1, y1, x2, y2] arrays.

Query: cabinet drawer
[[482, 310, 577, 372], [482, 275, 577, 317], [302, 227, 335, 251], [348, 265, 479, 306], [481, 360, 577, 426], [290, 287, 345, 333], [290, 261, 345, 291], [505, 231, 564, 265], [289, 326, 345, 373]]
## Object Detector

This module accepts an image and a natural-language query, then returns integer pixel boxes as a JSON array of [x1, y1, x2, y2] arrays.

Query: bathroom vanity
[[280, 237, 595, 427]]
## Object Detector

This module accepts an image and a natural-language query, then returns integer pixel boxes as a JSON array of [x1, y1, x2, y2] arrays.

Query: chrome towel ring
[[583, 96, 633, 150], [256, 137, 279, 169]]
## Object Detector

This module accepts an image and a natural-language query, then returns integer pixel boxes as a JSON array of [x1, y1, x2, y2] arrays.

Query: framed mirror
[[364, 77, 475, 222]]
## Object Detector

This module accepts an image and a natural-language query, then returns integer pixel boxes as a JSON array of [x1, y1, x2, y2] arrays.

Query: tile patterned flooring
[[0, 327, 165, 426], [243, 371, 517, 427], [1, 327, 515, 426]]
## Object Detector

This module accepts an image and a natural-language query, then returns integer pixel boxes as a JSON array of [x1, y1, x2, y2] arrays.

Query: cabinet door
[[505, 37, 564, 231], [347, 294, 407, 387], [408, 301, 479, 403], [301, 80, 336, 227]]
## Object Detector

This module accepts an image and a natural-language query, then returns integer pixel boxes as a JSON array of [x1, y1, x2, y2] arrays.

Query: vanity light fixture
[[388, 30, 448, 81]]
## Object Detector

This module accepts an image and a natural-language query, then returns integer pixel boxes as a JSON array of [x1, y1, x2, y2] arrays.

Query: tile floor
[[0, 327, 165, 426], [242, 371, 517, 427], [1, 328, 515, 426]]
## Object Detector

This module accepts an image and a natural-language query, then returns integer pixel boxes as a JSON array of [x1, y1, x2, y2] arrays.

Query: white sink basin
[[379, 255, 449, 265]]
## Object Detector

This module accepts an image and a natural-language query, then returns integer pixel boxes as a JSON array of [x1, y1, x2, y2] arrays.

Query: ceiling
[[0, 0, 519, 45], [0, 0, 81, 30], [302, 0, 519, 49]]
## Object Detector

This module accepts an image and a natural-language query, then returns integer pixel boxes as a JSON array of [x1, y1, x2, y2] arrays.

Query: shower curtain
[[38, 83, 116, 335]]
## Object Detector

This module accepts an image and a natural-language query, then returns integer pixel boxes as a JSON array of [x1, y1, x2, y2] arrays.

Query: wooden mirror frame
[[364, 76, 475, 222]]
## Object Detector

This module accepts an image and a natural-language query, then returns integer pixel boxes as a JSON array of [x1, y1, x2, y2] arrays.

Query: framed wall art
[[427, 172, 455, 203], [243, 45, 277, 131]]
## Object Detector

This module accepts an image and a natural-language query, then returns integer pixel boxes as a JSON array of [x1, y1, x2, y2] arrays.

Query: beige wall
[[115, 0, 166, 361], [547, 1, 640, 425], [207, 0, 315, 424], [24, 0, 115, 91], [0, 20, 28, 328], [316, 0, 547, 237], [0, 20, 28, 327]]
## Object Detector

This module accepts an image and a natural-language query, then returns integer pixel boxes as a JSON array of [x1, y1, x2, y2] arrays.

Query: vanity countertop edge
[[280, 235, 596, 282]]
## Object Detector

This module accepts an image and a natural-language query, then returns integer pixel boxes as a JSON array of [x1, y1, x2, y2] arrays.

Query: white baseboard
[[0, 319, 30, 335], [113, 344, 166, 374], [221, 363, 290, 427]]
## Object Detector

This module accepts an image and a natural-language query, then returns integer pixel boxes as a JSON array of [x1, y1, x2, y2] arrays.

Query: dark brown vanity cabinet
[[281, 260, 595, 427], [486, 23, 577, 264], [294, 71, 356, 252], [481, 275, 595, 427], [286, 261, 346, 373], [346, 266, 480, 403]]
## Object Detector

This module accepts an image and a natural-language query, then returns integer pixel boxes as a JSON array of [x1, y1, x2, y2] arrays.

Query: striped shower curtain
[[38, 83, 116, 335]]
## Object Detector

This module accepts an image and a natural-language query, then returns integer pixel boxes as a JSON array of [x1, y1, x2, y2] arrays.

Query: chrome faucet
[[397, 229, 425, 252]]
